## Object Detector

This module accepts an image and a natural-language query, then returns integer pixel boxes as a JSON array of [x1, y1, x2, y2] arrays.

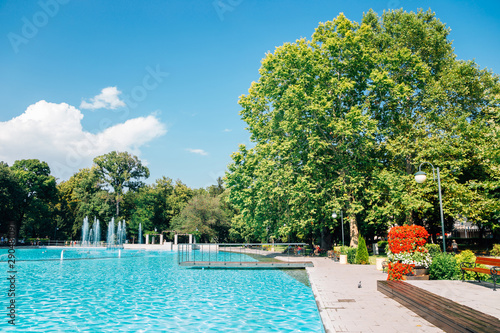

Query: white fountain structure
[[106, 218, 126, 249], [81, 216, 102, 247], [81, 216, 90, 246], [138, 223, 142, 244]]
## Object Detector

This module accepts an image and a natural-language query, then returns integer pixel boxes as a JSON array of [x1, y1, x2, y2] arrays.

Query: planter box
[[339, 254, 348, 264], [403, 267, 429, 280], [404, 274, 430, 280]]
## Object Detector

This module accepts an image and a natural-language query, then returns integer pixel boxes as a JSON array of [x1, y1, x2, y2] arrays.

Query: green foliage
[[425, 243, 442, 258], [171, 193, 231, 243], [355, 236, 370, 264], [347, 247, 357, 264], [0, 163, 24, 231], [339, 246, 349, 255], [429, 253, 460, 280], [226, 8, 500, 248], [377, 240, 388, 254], [491, 244, 500, 257], [93, 151, 149, 217], [10, 159, 57, 239], [454, 250, 489, 281]]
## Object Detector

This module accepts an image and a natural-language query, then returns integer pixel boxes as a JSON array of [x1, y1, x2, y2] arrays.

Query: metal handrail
[[178, 243, 309, 265]]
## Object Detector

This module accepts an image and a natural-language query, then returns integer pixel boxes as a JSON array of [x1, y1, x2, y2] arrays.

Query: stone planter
[[339, 254, 348, 264], [376, 258, 386, 271]]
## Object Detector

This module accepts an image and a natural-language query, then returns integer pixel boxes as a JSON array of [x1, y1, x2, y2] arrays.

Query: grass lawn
[[369, 254, 387, 265]]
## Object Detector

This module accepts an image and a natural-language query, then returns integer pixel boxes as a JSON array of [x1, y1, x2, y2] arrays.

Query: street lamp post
[[414, 162, 446, 253], [332, 211, 344, 247]]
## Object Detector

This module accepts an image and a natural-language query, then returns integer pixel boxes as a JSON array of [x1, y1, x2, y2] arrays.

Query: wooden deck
[[378, 280, 500, 333], [179, 261, 313, 268]]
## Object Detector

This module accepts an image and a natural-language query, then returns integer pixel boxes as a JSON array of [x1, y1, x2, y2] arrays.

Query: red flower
[[387, 225, 429, 280]]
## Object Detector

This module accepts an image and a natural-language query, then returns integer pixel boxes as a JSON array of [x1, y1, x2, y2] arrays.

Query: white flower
[[387, 251, 432, 268]]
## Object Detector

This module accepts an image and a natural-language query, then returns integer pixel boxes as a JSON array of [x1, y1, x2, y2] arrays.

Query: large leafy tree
[[58, 167, 113, 239], [226, 9, 500, 246], [93, 151, 150, 217], [9, 159, 57, 239], [362, 10, 500, 239], [227, 13, 379, 247], [0, 162, 24, 236], [125, 177, 194, 241], [171, 193, 231, 243]]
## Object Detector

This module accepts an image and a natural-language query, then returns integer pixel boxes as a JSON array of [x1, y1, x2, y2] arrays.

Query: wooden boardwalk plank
[[378, 280, 500, 333], [179, 261, 313, 268]]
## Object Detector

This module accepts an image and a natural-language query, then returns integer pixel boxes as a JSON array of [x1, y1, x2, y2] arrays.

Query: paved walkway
[[274, 256, 500, 333]]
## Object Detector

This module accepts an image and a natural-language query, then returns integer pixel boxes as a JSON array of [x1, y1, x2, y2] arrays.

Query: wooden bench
[[378, 280, 500, 332], [460, 256, 500, 291]]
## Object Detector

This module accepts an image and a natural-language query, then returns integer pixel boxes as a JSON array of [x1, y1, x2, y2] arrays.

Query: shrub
[[455, 250, 489, 281], [429, 253, 460, 280], [491, 244, 500, 257], [355, 236, 370, 264], [347, 247, 357, 264], [425, 243, 442, 258], [339, 246, 349, 255]]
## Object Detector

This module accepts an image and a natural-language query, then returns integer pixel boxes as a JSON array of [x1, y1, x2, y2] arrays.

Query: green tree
[[227, 8, 500, 247], [355, 235, 370, 265], [9, 159, 57, 239], [171, 193, 230, 243], [93, 151, 150, 217], [207, 177, 225, 197], [0, 162, 24, 236], [59, 167, 113, 239], [126, 177, 194, 240], [227, 12, 380, 247]]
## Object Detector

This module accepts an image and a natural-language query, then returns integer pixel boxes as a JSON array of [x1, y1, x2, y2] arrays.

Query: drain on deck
[[337, 299, 356, 303]]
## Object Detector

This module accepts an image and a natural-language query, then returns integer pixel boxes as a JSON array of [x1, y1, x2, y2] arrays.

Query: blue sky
[[1, 0, 499, 189]]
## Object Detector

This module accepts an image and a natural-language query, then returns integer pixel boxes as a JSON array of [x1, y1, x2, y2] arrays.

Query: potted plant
[[339, 246, 349, 264]]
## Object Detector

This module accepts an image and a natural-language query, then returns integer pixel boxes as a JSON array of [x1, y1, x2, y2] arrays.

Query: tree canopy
[[93, 151, 150, 217], [226, 9, 500, 247]]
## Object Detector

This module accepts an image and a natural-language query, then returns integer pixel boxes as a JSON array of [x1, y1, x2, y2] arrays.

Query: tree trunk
[[407, 212, 414, 226], [320, 226, 333, 250], [349, 215, 359, 247], [116, 195, 120, 217]]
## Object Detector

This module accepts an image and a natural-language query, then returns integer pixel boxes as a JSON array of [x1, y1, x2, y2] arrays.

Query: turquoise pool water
[[1, 249, 324, 332]]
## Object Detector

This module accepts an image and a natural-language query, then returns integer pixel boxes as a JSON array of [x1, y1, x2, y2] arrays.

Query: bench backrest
[[476, 257, 500, 266]]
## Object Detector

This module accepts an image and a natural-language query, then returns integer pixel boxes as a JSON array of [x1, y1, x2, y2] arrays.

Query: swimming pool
[[1, 249, 324, 332]]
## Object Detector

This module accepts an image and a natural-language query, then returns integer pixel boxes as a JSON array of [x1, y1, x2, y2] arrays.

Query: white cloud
[[223, 128, 232, 132], [186, 148, 208, 156], [80, 86, 126, 110], [0, 100, 166, 180]]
